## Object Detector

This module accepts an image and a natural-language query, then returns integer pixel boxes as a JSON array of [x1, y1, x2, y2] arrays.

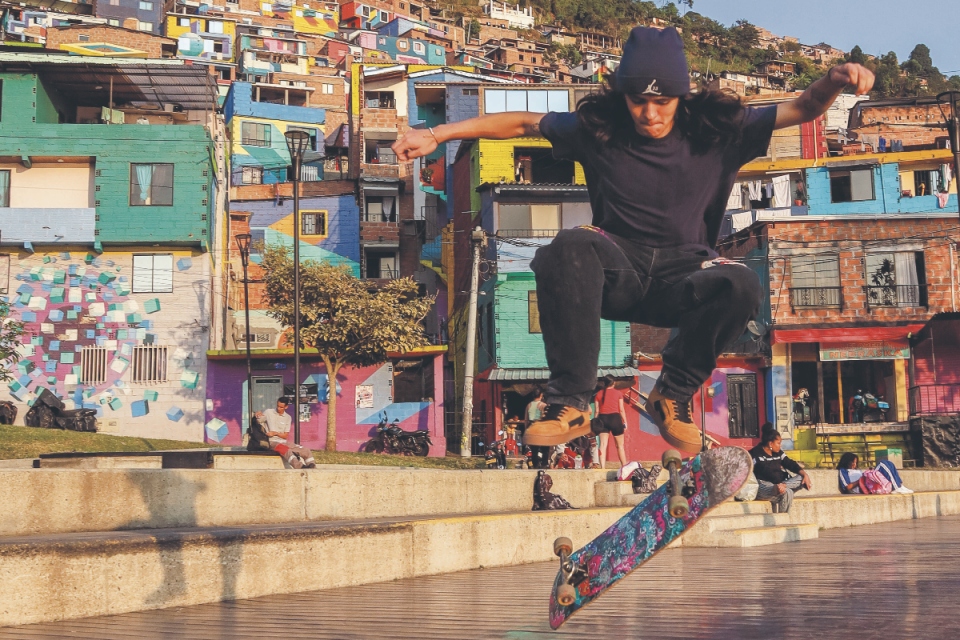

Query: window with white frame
[[108, 18, 120, 25], [129, 164, 173, 206], [133, 254, 174, 293], [139, 1, 153, 9], [413, 41, 425, 54], [241, 166, 263, 184], [322, 83, 334, 94], [179, 17, 190, 26], [138, 21, 153, 31], [497, 203, 559, 236], [207, 20, 224, 33], [132, 346, 168, 383], [241, 122, 271, 146], [865, 251, 926, 307], [80, 346, 109, 384], [484, 89, 569, 114]]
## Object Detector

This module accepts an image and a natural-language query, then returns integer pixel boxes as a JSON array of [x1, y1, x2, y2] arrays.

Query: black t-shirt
[[748, 444, 802, 485], [538, 106, 777, 254]]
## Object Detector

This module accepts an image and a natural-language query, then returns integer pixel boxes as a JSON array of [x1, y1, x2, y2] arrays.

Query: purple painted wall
[[205, 354, 447, 455]]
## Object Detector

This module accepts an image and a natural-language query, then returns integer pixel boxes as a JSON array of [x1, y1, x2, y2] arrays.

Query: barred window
[[132, 346, 168, 382], [80, 346, 109, 385]]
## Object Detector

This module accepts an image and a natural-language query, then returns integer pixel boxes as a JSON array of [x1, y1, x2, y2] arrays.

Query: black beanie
[[613, 27, 689, 97]]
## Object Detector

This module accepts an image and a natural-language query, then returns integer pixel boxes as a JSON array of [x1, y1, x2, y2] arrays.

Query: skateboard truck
[[662, 449, 690, 518], [553, 536, 587, 606]]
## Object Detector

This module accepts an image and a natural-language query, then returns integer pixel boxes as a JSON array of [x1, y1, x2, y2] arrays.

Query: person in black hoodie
[[749, 428, 812, 513]]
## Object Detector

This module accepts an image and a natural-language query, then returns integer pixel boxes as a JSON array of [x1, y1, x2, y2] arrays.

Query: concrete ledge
[[0, 507, 630, 628], [0, 467, 612, 537]]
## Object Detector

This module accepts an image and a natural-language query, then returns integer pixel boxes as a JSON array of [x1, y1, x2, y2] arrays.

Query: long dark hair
[[576, 80, 745, 151], [837, 453, 859, 470]]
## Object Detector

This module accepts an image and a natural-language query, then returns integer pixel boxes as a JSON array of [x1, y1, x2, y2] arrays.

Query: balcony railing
[[366, 269, 399, 280], [790, 286, 842, 309], [363, 213, 398, 223], [865, 284, 927, 308], [497, 228, 560, 238], [909, 384, 960, 415]]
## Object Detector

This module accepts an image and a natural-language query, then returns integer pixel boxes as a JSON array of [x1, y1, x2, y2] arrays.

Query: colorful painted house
[[165, 13, 237, 80], [0, 57, 226, 442], [373, 33, 446, 65], [259, 0, 338, 36], [339, 1, 393, 30]]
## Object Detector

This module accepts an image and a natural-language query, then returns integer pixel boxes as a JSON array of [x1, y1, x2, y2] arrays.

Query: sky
[[687, 0, 960, 77]]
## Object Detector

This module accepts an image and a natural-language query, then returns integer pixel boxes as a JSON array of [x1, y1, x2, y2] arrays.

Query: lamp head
[[284, 129, 311, 162], [235, 233, 252, 267]]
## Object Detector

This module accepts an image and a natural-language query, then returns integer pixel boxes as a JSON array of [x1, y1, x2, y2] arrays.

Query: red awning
[[772, 325, 926, 344]]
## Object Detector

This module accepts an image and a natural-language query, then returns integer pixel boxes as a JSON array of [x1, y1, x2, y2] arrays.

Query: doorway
[[252, 376, 284, 414]]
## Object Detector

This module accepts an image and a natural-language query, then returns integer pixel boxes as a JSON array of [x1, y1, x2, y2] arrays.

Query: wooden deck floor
[[5, 515, 960, 639]]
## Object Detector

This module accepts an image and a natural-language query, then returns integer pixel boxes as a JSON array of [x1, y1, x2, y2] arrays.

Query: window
[[365, 195, 396, 221], [109, 0, 119, 5], [790, 255, 840, 307], [380, 10, 388, 21], [829, 168, 874, 203], [80, 347, 108, 385], [413, 41, 425, 54], [241, 122, 271, 147], [528, 291, 541, 333], [286, 126, 317, 151], [498, 203, 559, 237], [207, 20, 224, 33], [865, 252, 926, 308], [138, 21, 153, 31], [132, 346, 168, 383], [379, 37, 386, 45], [365, 91, 395, 109], [129, 164, 173, 206], [365, 250, 397, 279], [322, 83, 335, 94], [913, 170, 933, 197], [397, 39, 408, 50], [139, 0, 153, 8], [365, 140, 397, 164], [179, 17, 190, 26], [239, 333, 271, 345], [78, 34, 90, 42], [108, 18, 120, 26], [399, 2, 405, 7], [0, 170, 10, 208], [484, 89, 568, 114], [519, 54, 524, 61], [241, 166, 263, 184], [301, 211, 327, 236], [133, 254, 174, 293], [462, 87, 478, 96]]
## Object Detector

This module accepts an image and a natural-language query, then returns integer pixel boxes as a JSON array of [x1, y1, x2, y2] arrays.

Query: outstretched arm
[[775, 62, 874, 130], [392, 112, 546, 161]]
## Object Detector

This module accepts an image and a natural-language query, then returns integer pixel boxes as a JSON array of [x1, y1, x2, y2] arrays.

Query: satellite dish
[[747, 321, 768, 339]]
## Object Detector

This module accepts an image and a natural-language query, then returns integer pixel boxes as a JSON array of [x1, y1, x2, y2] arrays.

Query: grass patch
[[0, 424, 486, 469]]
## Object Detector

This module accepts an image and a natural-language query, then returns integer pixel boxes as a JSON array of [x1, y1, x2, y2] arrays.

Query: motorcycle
[[483, 432, 508, 469], [363, 413, 432, 456], [850, 390, 890, 423]]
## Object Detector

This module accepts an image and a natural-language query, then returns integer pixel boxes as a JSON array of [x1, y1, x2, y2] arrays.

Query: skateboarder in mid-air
[[393, 27, 874, 454]]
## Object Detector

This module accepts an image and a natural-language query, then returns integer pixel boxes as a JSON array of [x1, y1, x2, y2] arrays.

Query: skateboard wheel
[[556, 583, 576, 606], [662, 449, 682, 469], [668, 494, 689, 518], [553, 536, 573, 558]]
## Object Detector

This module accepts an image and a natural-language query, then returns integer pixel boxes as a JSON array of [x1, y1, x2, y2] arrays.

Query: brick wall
[[271, 71, 346, 109], [231, 179, 356, 201], [360, 221, 400, 244], [45, 25, 173, 57], [631, 324, 672, 356], [477, 24, 518, 43], [762, 218, 959, 327], [852, 103, 951, 151]]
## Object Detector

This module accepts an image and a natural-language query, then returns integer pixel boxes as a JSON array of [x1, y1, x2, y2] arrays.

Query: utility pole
[[461, 226, 485, 458], [936, 92, 960, 223]]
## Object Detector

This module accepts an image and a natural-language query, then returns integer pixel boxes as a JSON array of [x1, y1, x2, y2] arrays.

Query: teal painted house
[[0, 57, 226, 445]]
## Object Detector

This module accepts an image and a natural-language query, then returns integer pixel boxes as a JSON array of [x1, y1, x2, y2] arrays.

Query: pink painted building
[[204, 347, 446, 455]]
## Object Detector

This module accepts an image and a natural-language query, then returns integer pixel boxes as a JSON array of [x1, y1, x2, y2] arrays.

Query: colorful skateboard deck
[[549, 446, 752, 629]]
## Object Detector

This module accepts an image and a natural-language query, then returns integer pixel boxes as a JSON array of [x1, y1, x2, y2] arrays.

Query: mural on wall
[[230, 118, 325, 186], [3, 251, 196, 425], [167, 17, 236, 63], [260, 1, 338, 35]]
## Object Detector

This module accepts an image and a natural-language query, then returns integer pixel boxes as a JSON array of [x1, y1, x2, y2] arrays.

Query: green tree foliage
[[845, 42, 954, 98], [0, 293, 25, 384], [546, 42, 582, 66], [260, 247, 435, 451]]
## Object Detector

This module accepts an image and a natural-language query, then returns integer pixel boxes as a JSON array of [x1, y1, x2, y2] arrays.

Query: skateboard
[[549, 446, 752, 629]]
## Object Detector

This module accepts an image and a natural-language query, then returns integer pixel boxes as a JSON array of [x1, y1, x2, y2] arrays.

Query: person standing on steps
[[392, 26, 874, 455], [594, 376, 628, 468]]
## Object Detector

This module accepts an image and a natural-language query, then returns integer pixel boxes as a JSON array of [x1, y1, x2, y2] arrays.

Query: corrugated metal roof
[[487, 367, 639, 381], [477, 182, 589, 193]]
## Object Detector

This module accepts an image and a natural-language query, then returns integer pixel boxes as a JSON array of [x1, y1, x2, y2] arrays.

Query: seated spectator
[[837, 453, 913, 494], [749, 430, 812, 513], [255, 397, 316, 469]]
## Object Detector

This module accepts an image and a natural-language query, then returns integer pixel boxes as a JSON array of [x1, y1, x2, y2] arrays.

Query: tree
[[0, 294, 25, 384], [847, 45, 867, 65], [468, 18, 481, 40], [260, 247, 435, 451]]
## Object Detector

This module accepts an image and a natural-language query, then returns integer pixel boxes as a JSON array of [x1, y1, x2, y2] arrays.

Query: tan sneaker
[[645, 388, 703, 454], [524, 405, 592, 446]]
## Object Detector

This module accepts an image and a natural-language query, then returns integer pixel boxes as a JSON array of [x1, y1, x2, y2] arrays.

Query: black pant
[[530, 227, 762, 411]]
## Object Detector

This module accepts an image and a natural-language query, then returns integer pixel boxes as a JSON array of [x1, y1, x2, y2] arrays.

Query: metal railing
[[790, 286, 842, 309], [496, 228, 560, 238], [363, 213, 398, 223], [865, 284, 926, 308], [909, 384, 960, 415]]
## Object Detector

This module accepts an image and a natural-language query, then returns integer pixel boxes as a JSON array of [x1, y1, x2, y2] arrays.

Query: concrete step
[[685, 523, 821, 548], [696, 512, 792, 532], [710, 500, 774, 516]]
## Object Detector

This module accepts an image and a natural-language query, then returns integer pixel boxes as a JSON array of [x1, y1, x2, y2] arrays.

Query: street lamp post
[[936, 91, 960, 222], [285, 129, 310, 445], [235, 233, 253, 431]]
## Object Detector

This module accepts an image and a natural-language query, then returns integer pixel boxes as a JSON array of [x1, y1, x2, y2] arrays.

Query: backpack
[[533, 470, 574, 510], [859, 469, 893, 495], [247, 414, 271, 452], [630, 464, 662, 494], [735, 471, 759, 502]]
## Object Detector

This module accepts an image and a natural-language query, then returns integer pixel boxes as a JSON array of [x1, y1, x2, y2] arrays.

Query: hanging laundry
[[726, 182, 743, 210], [942, 164, 953, 192], [771, 174, 791, 208], [747, 180, 762, 201], [878, 137, 887, 152], [765, 182, 774, 199], [937, 192, 950, 208], [731, 211, 754, 232]]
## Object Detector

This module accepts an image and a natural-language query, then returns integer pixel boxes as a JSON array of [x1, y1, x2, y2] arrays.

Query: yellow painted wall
[[229, 116, 323, 157], [477, 138, 586, 186], [166, 15, 237, 64], [259, 1, 338, 36]]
